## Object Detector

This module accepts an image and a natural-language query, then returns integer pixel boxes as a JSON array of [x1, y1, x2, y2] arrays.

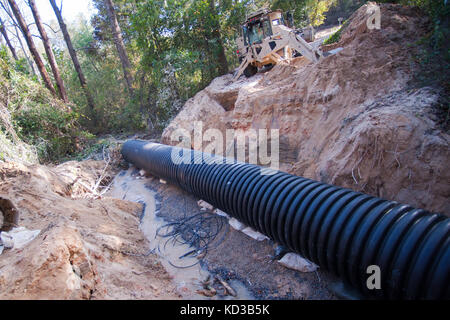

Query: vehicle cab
[[237, 9, 287, 62]]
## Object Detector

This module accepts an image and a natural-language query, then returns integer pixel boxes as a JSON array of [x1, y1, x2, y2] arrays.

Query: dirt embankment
[[162, 3, 449, 215], [0, 160, 179, 299]]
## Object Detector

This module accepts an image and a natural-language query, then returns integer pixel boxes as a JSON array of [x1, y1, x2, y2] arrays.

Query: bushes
[[13, 104, 82, 161], [323, 20, 348, 45], [0, 130, 38, 164], [0, 52, 92, 163]]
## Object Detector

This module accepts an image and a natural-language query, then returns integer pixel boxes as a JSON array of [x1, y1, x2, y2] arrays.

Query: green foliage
[[39, 0, 448, 141], [0, 54, 92, 163], [0, 130, 38, 164], [271, 0, 337, 27], [66, 137, 122, 162], [14, 58, 32, 75], [53, 16, 145, 133], [0, 45, 8, 62], [323, 28, 341, 45], [0, 45, 34, 76], [123, 0, 229, 127], [13, 105, 80, 161], [76, 0, 339, 134], [95, 0, 337, 131], [3, 0, 447, 166], [307, 0, 337, 26], [323, 19, 348, 44]]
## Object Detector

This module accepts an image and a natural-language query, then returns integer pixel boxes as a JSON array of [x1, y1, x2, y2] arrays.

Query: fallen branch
[[92, 156, 111, 194], [215, 275, 236, 297]]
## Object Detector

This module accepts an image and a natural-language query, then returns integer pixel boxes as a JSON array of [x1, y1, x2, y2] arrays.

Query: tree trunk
[[49, 0, 96, 123], [0, 0, 36, 74], [7, 0, 57, 96], [208, 0, 228, 75], [13, 24, 37, 76], [28, 0, 68, 102], [0, 17, 18, 60], [104, 0, 134, 95]]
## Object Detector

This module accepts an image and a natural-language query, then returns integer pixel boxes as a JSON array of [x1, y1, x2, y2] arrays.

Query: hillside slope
[[162, 3, 449, 215]]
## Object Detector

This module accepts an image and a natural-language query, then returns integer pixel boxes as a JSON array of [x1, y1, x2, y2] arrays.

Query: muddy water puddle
[[108, 168, 254, 300]]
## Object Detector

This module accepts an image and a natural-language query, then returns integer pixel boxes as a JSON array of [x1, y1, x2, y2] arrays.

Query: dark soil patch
[[143, 175, 338, 300]]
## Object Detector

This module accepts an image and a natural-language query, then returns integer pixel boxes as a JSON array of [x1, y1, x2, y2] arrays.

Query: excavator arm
[[287, 30, 323, 62], [233, 25, 322, 81]]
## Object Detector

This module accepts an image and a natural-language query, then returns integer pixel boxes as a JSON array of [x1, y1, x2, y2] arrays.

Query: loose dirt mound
[[162, 3, 449, 215], [0, 161, 178, 299]]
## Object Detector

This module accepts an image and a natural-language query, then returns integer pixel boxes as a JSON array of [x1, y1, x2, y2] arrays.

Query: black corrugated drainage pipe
[[122, 140, 449, 299]]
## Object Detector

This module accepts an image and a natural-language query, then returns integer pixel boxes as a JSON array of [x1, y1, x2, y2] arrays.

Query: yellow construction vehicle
[[234, 8, 323, 80]]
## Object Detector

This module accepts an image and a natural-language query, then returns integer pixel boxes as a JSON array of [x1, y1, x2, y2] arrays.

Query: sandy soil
[[0, 160, 180, 299]]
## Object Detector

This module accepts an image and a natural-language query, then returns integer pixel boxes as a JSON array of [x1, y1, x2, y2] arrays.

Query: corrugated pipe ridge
[[122, 140, 449, 299]]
